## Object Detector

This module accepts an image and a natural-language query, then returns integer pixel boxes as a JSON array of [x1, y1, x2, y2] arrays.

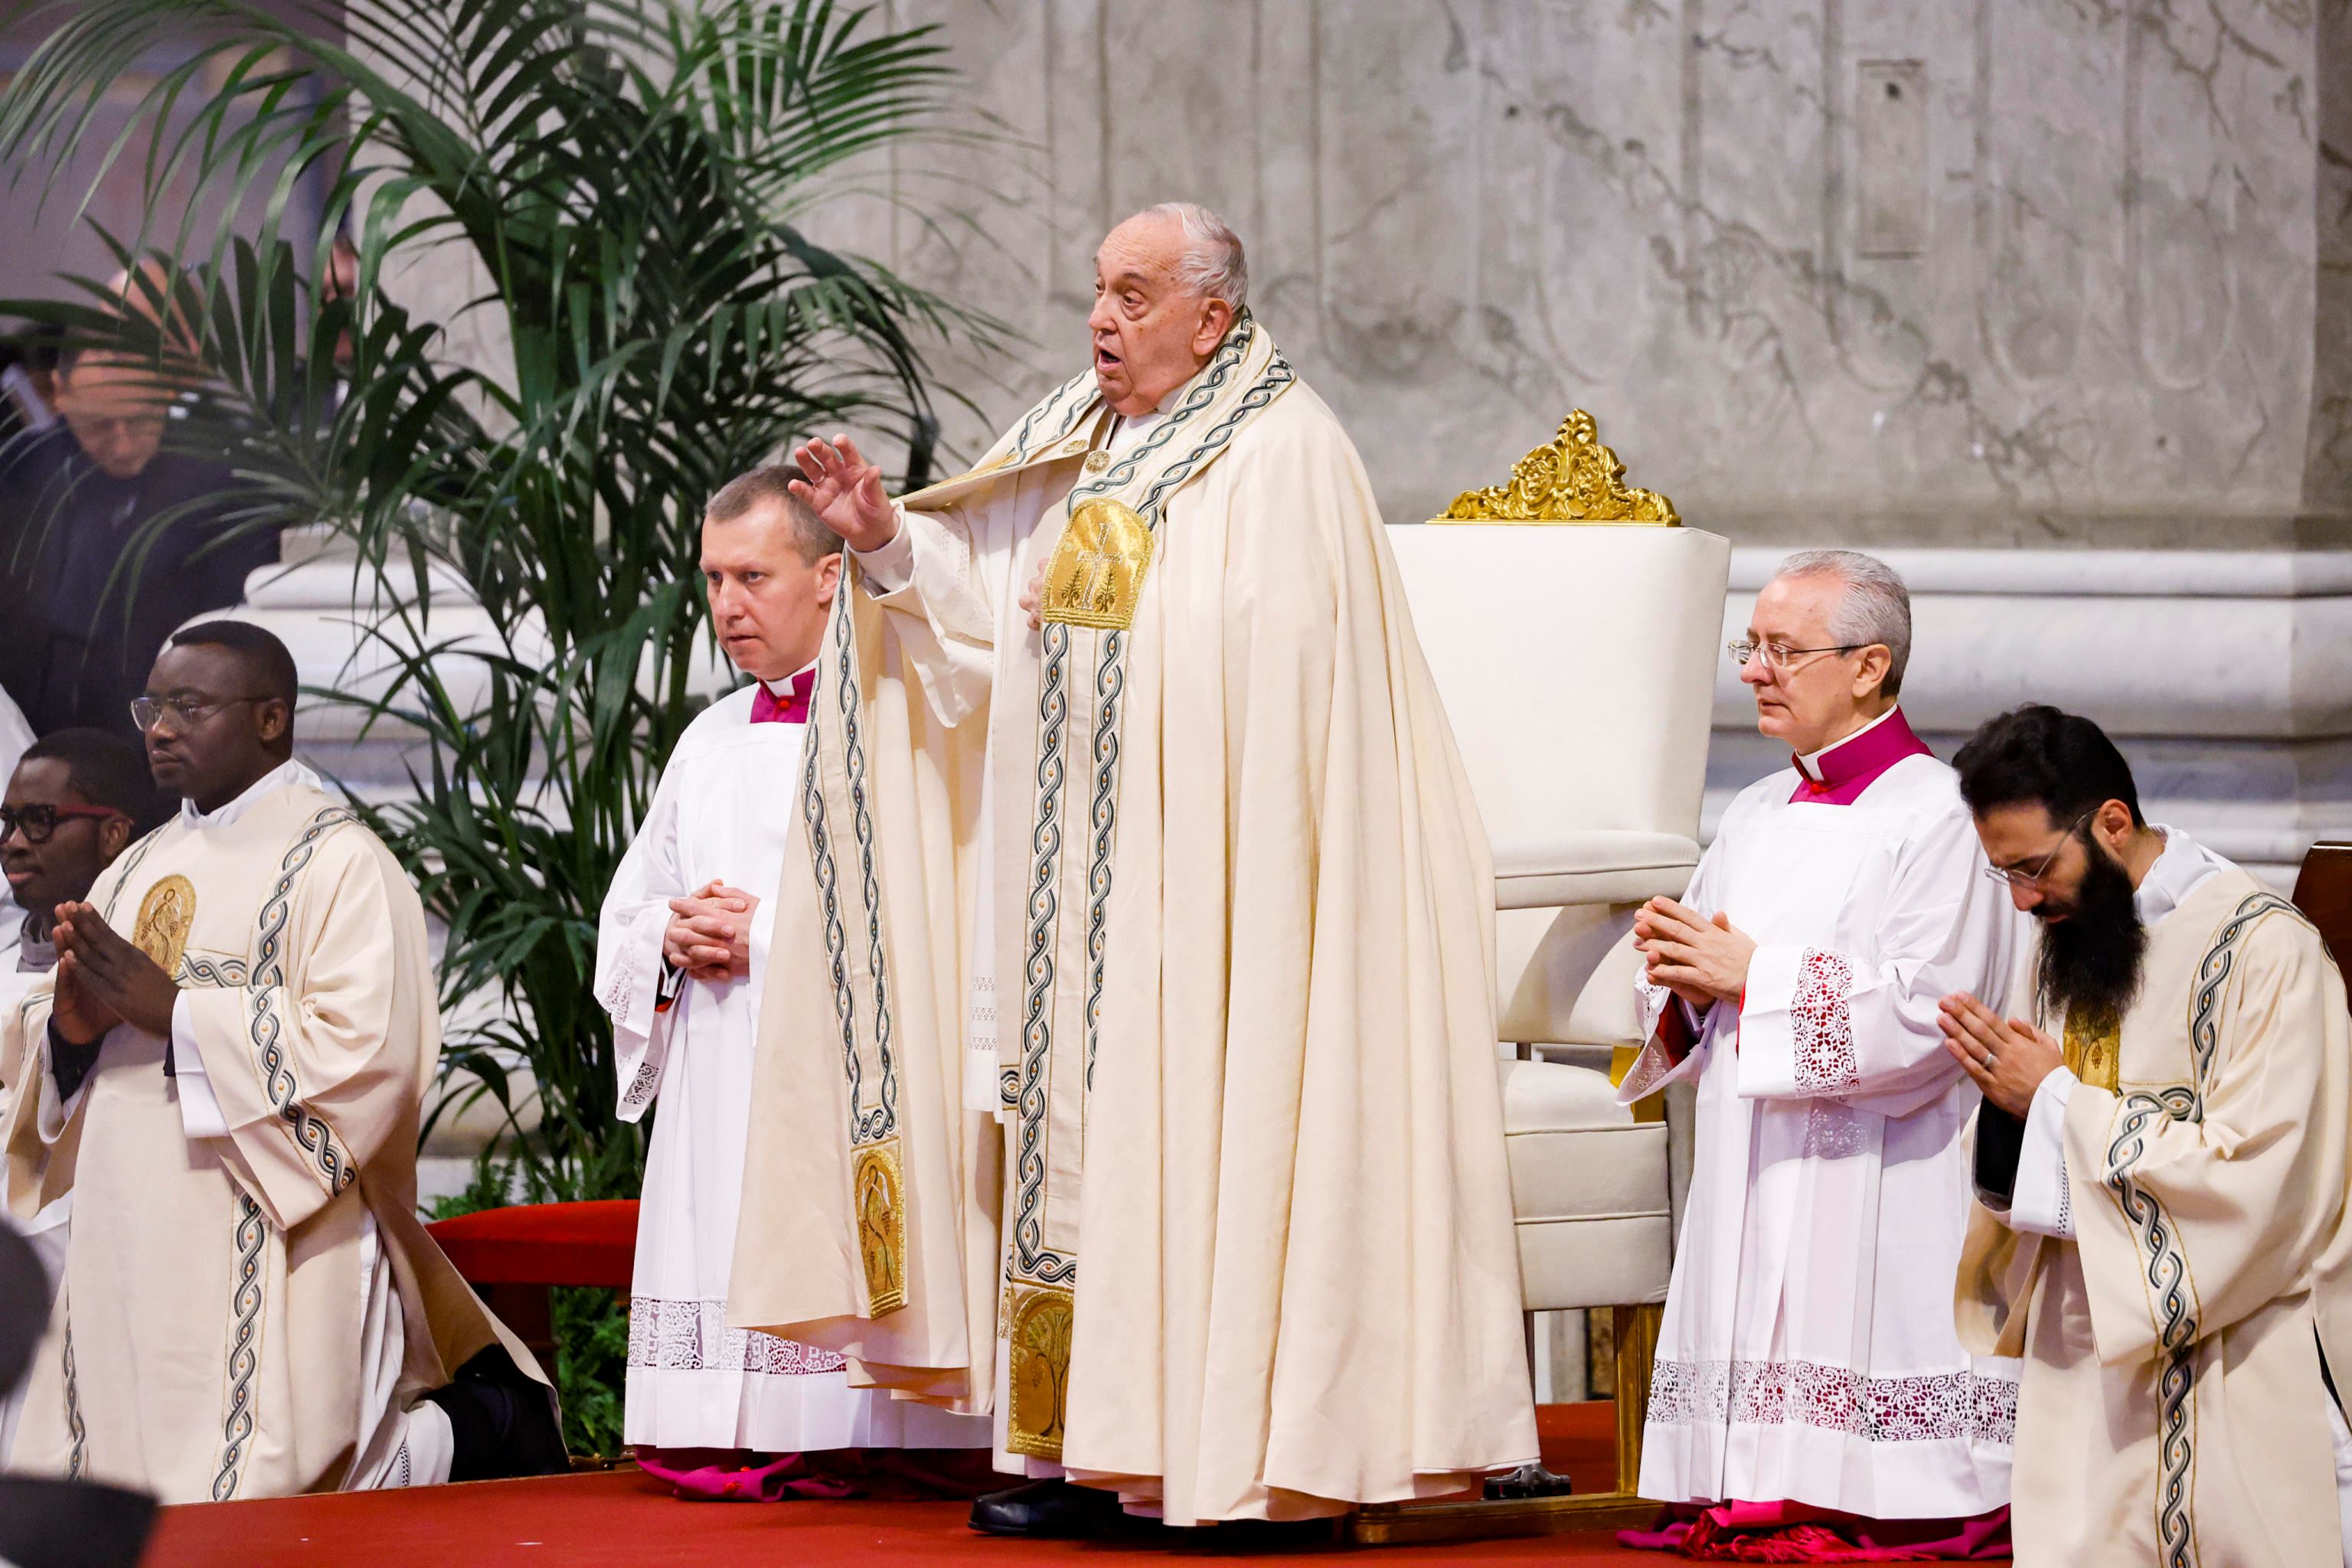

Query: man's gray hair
[[1135, 201, 1249, 314], [1771, 548, 1913, 698]]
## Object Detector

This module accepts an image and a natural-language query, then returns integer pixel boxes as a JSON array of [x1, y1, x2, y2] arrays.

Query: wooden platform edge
[[1351, 1302, 1664, 1546], [1351, 1491, 1660, 1545]]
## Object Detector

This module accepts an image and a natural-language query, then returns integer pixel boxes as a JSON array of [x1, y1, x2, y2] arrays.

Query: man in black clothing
[[0, 351, 277, 735]]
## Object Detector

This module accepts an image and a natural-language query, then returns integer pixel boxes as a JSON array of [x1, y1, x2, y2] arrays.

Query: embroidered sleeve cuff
[[593, 903, 669, 1041], [1736, 944, 1863, 1099], [171, 990, 230, 1141], [1730, 943, 1800, 1096], [2008, 1067, 2078, 1239]]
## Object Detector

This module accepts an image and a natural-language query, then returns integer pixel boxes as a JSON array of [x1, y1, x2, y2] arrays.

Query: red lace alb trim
[[1648, 1357, 2017, 1447]]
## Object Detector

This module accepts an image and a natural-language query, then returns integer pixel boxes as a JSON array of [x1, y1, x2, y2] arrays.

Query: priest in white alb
[[729, 202, 1535, 1534], [595, 470, 986, 1494], [3, 621, 562, 1502], [1618, 550, 2024, 1558], [1945, 704, 2352, 1566]]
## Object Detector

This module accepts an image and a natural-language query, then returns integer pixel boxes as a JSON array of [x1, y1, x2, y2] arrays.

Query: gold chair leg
[[1612, 1300, 1660, 1496], [1347, 1298, 1664, 1545]]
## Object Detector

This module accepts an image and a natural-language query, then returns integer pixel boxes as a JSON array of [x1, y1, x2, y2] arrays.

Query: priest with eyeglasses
[[1618, 550, 2026, 1560], [2, 621, 564, 1501]]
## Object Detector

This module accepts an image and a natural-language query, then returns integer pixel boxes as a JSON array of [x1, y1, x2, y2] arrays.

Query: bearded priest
[[1618, 551, 2024, 1560], [1945, 705, 2352, 1566], [727, 202, 1536, 1534]]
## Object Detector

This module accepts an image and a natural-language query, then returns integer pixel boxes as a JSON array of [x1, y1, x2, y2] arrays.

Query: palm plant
[[2, 0, 992, 1450]]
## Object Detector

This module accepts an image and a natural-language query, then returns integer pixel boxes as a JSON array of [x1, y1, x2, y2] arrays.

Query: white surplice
[[1619, 714, 2026, 1519], [596, 681, 985, 1452]]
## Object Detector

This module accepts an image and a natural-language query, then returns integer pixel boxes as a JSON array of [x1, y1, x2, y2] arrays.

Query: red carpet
[[138, 1405, 2011, 1565]]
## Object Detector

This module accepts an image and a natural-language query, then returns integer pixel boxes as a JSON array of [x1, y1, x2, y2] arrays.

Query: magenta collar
[[1788, 707, 1931, 805], [750, 667, 817, 725]]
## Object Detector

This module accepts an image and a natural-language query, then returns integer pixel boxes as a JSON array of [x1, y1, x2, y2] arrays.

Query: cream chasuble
[[1957, 864, 2352, 1567], [2, 771, 546, 1503], [731, 316, 1537, 1523]]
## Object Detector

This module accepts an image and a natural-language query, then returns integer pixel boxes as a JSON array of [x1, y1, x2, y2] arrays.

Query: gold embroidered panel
[[133, 874, 196, 977], [1041, 498, 1157, 632], [852, 1138, 909, 1318], [1006, 1285, 1076, 1459]]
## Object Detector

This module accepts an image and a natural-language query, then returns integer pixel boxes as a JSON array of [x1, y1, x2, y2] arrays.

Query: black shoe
[[422, 1346, 571, 1481], [968, 1477, 1131, 1537], [1481, 1461, 1575, 1500]]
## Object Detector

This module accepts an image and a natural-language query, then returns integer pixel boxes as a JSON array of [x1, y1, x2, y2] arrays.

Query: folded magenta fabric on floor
[[1621, 1501, 2011, 1561], [634, 1448, 999, 1503]]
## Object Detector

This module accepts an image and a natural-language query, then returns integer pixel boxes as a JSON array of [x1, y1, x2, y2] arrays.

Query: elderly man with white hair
[[730, 202, 1534, 1537], [1616, 550, 2027, 1559]]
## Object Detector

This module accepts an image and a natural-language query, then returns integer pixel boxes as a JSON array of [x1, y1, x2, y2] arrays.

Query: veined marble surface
[[812, 0, 2351, 541]]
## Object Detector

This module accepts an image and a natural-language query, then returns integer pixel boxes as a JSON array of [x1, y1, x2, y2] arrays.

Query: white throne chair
[[1353, 413, 1729, 1543]]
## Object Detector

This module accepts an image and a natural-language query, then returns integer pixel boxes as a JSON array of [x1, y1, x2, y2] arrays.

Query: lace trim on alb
[[1648, 1357, 2017, 1447], [1790, 949, 1860, 1093], [628, 1297, 848, 1377]]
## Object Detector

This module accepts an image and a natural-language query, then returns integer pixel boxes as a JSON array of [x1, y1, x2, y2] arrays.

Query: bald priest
[[730, 201, 1536, 1533], [2, 621, 563, 1501]]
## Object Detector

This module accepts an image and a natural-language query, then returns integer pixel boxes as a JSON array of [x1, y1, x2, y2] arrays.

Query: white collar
[[1795, 704, 1902, 782], [179, 758, 323, 831], [1105, 390, 1179, 458], [756, 658, 821, 701], [2132, 824, 2232, 928]]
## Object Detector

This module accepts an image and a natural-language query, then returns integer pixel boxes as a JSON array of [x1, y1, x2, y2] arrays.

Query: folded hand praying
[[664, 880, 761, 983], [1939, 992, 2063, 1119], [51, 902, 180, 1041], [1635, 897, 1756, 1009]]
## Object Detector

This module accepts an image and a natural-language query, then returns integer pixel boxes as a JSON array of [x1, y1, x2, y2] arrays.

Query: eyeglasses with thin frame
[[1981, 812, 2096, 890], [1726, 638, 1867, 671], [0, 803, 129, 845], [129, 694, 264, 733]]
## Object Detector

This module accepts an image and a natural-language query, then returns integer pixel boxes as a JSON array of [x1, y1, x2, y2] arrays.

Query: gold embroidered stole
[[793, 590, 914, 1321], [995, 317, 1295, 1458], [2063, 1008, 2122, 1093]]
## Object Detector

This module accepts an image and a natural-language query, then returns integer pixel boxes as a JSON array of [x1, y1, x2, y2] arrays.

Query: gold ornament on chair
[[1433, 410, 1679, 526]]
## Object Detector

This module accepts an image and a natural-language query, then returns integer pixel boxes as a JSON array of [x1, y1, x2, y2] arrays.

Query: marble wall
[[796, 0, 2352, 881], [830, 0, 2351, 541]]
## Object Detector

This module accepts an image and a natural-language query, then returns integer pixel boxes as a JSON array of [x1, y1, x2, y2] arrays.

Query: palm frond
[[2, 0, 1001, 1243]]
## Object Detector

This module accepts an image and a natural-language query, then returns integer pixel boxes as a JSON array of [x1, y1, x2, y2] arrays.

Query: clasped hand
[[50, 902, 181, 1044], [665, 880, 760, 983], [1634, 897, 1756, 1009], [1938, 993, 2063, 1119]]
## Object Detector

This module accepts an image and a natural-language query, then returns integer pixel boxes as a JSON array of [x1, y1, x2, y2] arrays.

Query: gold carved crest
[[132, 874, 196, 978], [1041, 498, 1155, 631], [852, 1141, 909, 1318], [1434, 410, 1679, 525], [1006, 1285, 1076, 1459]]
